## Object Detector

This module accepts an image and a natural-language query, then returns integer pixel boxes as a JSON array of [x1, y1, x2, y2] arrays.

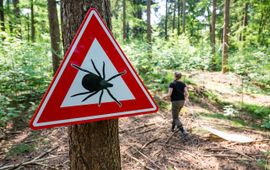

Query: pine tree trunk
[[122, 0, 126, 40], [222, 0, 230, 73], [30, 0, 35, 42], [211, 0, 216, 70], [182, 0, 185, 33], [47, 0, 61, 74], [172, 0, 176, 31], [146, 0, 151, 43], [61, 0, 121, 169], [177, 0, 181, 35], [13, 0, 21, 38], [165, 0, 168, 40], [0, 0, 5, 32], [7, 0, 12, 34], [242, 2, 248, 41]]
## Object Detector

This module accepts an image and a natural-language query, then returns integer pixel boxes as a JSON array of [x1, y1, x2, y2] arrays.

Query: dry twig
[[0, 146, 59, 170]]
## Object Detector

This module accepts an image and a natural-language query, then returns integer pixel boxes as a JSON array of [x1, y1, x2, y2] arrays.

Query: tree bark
[[165, 0, 168, 40], [177, 0, 181, 35], [182, 0, 185, 33], [122, 0, 126, 40], [222, 0, 230, 73], [47, 0, 61, 74], [61, 0, 121, 169], [172, 0, 176, 31], [241, 2, 248, 41], [210, 0, 216, 70], [0, 0, 4, 32], [146, 0, 151, 43], [7, 0, 12, 34], [13, 0, 21, 38], [30, 0, 35, 42]]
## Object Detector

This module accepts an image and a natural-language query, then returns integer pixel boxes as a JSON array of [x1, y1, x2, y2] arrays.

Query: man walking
[[163, 72, 189, 136]]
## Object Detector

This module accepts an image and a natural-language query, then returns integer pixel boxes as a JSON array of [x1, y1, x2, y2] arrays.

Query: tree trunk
[[47, 0, 61, 74], [177, 0, 181, 35], [61, 0, 121, 169], [241, 2, 248, 41], [7, 0, 12, 34], [0, 0, 4, 32], [182, 0, 185, 33], [146, 0, 151, 43], [172, 0, 176, 31], [165, 0, 168, 39], [122, 0, 126, 40], [30, 0, 35, 42], [210, 0, 216, 70], [13, 0, 21, 38], [222, 0, 230, 73]]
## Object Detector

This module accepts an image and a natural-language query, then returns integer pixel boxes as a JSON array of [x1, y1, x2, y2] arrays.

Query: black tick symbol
[[71, 59, 126, 107]]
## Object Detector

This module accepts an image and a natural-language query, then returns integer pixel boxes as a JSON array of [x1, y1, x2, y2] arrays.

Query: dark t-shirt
[[169, 80, 186, 101]]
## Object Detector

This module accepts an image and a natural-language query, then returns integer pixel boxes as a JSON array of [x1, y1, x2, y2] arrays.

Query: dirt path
[[0, 72, 269, 169], [0, 105, 269, 170]]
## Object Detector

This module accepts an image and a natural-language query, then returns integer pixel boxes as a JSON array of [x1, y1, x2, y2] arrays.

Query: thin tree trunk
[[47, 0, 61, 74], [182, 0, 185, 33], [13, 0, 21, 38], [7, 0, 12, 34], [122, 0, 126, 40], [165, 0, 168, 39], [222, 0, 230, 73], [61, 0, 121, 169], [242, 2, 248, 41], [0, 0, 5, 32], [172, 0, 176, 31], [177, 0, 181, 35], [211, 0, 216, 70], [30, 0, 35, 42], [147, 0, 151, 43]]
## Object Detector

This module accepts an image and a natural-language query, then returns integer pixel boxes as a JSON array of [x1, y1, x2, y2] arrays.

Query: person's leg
[[172, 101, 182, 131], [177, 100, 187, 135]]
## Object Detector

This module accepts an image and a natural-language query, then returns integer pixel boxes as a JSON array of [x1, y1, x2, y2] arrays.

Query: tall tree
[[146, 0, 151, 43], [165, 0, 168, 39], [6, 0, 12, 34], [13, 0, 21, 37], [182, 0, 185, 33], [210, 0, 216, 70], [172, 0, 177, 31], [30, 0, 35, 42], [47, 0, 61, 74], [122, 0, 126, 40], [61, 0, 121, 169], [177, 0, 181, 35], [222, 0, 230, 73], [0, 0, 4, 32], [242, 2, 248, 41]]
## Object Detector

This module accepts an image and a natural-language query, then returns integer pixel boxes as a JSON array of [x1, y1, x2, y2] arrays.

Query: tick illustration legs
[[106, 88, 122, 107], [107, 70, 127, 82], [98, 90, 104, 107], [82, 91, 99, 102], [71, 91, 92, 97]]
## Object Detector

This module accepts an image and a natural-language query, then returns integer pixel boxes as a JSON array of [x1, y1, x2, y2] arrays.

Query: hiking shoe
[[180, 129, 188, 138]]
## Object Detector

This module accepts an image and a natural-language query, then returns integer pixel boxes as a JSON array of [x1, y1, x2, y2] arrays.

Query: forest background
[[0, 0, 269, 132]]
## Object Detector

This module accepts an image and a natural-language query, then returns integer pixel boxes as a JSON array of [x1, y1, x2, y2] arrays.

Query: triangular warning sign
[[30, 8, 158, 130]]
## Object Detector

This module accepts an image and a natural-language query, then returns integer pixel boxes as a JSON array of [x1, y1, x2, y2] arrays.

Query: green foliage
[[0, 36, 52, 126], [8, 143, 35, 156], [229, 46, 270, 93]]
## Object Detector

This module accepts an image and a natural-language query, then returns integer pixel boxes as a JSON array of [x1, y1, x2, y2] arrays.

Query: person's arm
[[184, 86, 189, 105], [162, 88, 173, 99]]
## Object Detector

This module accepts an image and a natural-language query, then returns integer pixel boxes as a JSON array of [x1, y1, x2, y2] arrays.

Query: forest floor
[[0, 72, 269, 170]]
